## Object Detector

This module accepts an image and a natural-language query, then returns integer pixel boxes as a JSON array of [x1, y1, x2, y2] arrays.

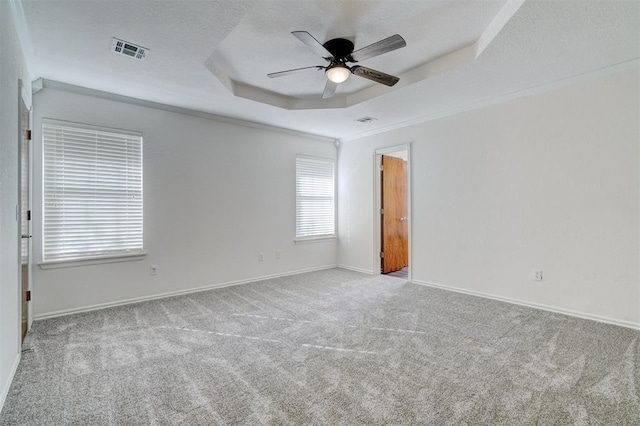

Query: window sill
[[39, 252, 147, 269], [294, 236, 337, 244]]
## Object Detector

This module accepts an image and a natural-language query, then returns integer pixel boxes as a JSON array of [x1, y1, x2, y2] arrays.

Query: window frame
[[294, 154, 336, 243], [40, 118, 145, 267]]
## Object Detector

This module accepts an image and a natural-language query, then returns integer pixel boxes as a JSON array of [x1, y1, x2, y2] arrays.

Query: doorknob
[[400, 217, 407, 222]]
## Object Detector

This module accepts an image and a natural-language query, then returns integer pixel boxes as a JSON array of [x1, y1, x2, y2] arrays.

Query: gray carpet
[[1, 268, 639, 425]]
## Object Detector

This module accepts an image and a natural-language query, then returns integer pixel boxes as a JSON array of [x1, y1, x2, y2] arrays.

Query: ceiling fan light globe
[[326, 66, 350, 83]]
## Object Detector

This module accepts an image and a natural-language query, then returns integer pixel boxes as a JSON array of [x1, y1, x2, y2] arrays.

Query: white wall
[[32, 88, 337, 316], [0, 2, 32, 412], [338, 65, 640, 326]]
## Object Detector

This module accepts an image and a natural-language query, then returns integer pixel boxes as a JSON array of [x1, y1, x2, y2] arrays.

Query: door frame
[[373, 143, 412, 280], [17, 78, 33, 338]]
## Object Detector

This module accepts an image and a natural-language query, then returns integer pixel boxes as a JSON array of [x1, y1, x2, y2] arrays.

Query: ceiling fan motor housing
[[323, 38, 355, 62]]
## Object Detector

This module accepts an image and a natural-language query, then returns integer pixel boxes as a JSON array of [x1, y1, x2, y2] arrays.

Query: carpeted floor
[[1, 268, 639, 425]]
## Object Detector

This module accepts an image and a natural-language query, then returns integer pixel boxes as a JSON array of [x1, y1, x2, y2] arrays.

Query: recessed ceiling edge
[[205, 0, 525, 110]]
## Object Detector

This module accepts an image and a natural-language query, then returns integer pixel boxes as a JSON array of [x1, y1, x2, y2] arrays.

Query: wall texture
[[31, 89, 337, 316], [338, 65, 640, 326], [0, 2, 32, 412]]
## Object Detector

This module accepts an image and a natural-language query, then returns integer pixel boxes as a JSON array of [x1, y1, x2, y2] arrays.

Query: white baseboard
[[337, 264, 375, 275], [0, 353, 21, 415], [34, 264, 338, 321], [412, 279, 640, 331]]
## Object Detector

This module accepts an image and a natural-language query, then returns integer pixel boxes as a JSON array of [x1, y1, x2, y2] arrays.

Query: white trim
[[18, 81, 33, 335], [17, 80, 24, 349], [0, 353, 21, 415], [337, 265, 374, 275], [33, 264, 337, 321], [19, 79, 31, 111], [372, 150, 379, 274], [38, 80, 335, 144], [39, 252, 147, 269], [340, 58, 640, 143], [26, 96, 34, 330], [406, 146, 412, 283], [412, 279, 640, 331], [294, 236, 337, 244]]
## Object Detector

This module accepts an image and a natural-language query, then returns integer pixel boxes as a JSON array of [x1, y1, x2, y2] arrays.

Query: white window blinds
[[42, 120, 143, 262], [296, 156, 335, 239]]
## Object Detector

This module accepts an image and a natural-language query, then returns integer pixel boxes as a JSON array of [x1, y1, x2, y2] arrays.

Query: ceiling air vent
[[111, 38, 149, 61], [355, 116, 378, 123]]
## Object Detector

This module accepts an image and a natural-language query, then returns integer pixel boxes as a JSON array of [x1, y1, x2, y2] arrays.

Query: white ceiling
[[20, 0, 640, 140], [211, 0, 505, 97]]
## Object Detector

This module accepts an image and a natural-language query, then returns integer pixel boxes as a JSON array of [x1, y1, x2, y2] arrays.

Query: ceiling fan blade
[[267, 66, 324, 78], [292, 31, 333, 59], [322, 79, 338, 99], [350, 34, 406, 62], [352, 66, 400, 87]]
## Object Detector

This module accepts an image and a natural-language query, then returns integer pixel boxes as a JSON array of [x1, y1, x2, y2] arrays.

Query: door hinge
[[27, 210, 31, 221], [25, 129, 31, 140], [380, 252, 385, 259], [25, 290, 31, 302], [380, 208, 384, 215], [380, 164, 384, 171]]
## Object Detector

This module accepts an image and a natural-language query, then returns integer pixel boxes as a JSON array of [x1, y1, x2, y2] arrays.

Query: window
[[42, 120, 143, 262], [295, 156, 335, 240]]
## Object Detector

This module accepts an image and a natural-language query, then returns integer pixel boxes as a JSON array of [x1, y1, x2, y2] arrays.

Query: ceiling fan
[[267, 31, 406, 99]]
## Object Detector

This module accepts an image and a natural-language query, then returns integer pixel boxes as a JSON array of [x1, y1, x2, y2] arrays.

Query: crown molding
[[38, 79, 336, 144], [339, 58, 640, 143]]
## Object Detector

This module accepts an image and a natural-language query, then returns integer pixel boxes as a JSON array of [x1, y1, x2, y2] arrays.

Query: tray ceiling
[[17, 0, 640, 139]]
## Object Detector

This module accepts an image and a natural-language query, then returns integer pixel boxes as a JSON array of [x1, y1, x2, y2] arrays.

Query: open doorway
[[18, 80, 32, 341], [374, 145, 410, 280]]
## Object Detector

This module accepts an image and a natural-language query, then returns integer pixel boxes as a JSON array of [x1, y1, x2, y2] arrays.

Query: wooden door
[[381, 155, 408, 273], [19, 96, 31, 341]]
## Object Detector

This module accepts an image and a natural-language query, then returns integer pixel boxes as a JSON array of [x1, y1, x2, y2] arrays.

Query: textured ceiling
[[19, 0, 640, 139]]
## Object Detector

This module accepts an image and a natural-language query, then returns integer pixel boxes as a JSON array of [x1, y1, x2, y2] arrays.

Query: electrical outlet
[[532, 269, 543, 281], [150, 264, 158, 275], [259, 252, 264, 261], [276, 250, 281, 259]]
